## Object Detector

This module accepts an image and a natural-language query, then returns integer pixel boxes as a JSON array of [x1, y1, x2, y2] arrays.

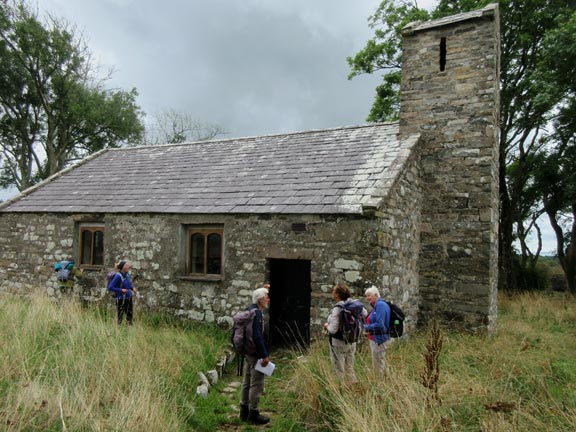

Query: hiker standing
[[55, 259, 83, 295], [364, 286, 391, 376], [107, 260, 137, 325], [239, 287, 271, 425], [323, 283, 365, 383]]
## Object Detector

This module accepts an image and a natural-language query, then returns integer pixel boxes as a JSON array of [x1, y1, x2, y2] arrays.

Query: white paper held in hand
[[255, 359, 276, 376]]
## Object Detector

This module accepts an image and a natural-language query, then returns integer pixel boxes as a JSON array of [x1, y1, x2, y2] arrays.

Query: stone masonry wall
[[376, 145, 421, 332], [399, 5, 500, 332], [0, 209, 415, 337]]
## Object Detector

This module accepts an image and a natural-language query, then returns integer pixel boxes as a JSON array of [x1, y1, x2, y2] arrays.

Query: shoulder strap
[[114, 272, 125, 288]]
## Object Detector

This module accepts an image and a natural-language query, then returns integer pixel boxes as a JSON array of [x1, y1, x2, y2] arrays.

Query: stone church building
[[0, 5, 500, 346]]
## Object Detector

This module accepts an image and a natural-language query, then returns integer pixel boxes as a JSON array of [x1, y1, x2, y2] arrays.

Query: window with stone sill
[[79, 224, 104, 268], [187, 228, 223, 278]]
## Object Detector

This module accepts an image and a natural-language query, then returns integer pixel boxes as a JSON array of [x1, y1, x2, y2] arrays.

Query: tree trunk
[[498, 139, 516, 291]]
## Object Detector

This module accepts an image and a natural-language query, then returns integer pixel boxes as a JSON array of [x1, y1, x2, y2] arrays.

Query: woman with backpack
[[107, 260, 137, 325], [323, 283, 366, 383]]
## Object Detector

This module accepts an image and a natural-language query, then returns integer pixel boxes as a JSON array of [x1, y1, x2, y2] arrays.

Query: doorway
[[268, 259, 311, 350]]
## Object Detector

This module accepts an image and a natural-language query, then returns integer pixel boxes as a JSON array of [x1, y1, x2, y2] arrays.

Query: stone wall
[[0, 210, 391, 336], [376, 143, 421, 330], [399, 5, 500, 331]]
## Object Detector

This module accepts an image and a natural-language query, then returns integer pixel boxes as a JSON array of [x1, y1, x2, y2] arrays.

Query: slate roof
[[403, 3, 497, 35], [0, 123, 419, 215]]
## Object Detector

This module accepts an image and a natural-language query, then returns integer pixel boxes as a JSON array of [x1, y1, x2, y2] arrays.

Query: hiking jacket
[[247, 304, 269, 359], [365, 298, 391, 345], [108, 271, 135, 299]]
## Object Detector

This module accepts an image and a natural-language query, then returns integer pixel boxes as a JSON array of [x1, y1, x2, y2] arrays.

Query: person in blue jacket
[[108, 260, 137, 325], [364, 286, 391, 376], [239, 286, 271, 425]]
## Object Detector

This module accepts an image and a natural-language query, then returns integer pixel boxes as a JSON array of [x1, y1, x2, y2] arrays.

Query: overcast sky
[[40, 0, 431, 138]]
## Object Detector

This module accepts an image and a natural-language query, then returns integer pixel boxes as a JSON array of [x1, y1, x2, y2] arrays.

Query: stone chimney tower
[[399, 4, 500, 331]]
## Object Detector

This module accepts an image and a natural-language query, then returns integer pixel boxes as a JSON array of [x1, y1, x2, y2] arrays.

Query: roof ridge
[[109, 122, 399, 152]]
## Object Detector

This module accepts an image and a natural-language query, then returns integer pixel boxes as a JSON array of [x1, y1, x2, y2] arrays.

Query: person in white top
[[323, 283, 366, 383]]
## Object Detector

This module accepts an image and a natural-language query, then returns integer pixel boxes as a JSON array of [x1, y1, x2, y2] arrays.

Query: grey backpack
[[231, 309, 257, 355]]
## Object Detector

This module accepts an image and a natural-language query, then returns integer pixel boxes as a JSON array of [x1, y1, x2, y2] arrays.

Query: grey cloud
[[42, 0, 382, 137]]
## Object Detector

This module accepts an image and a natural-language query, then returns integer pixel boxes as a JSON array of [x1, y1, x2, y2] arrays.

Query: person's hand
[[121, 288, 127, 293], [261, 357, 270, 367]]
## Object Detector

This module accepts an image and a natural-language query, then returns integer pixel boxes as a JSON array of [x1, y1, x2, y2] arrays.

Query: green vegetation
[[270, 292, 576, 431], [0, 292, 229, 431], [0, 0, 145, 192], [1, 291, 575, 431]]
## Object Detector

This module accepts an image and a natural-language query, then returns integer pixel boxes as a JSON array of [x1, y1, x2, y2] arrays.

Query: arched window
[[80, 226, 105, 267], [188, 228, 223, 277]]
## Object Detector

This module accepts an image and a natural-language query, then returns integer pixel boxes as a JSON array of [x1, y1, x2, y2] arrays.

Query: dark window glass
[[207, 233, 222, 274], [81, 230, 93, 265], [94, 230, 104, 265], [191, 233, 205, 274]]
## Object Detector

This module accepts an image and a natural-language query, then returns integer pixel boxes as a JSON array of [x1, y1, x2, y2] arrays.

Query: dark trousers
[[116, 297, 134, 324]]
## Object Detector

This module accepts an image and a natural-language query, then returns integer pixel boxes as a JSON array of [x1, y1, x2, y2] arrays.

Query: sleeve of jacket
[[326, 305, 341, 335], [365, 301, 389, 334], [251, 309, 269, 358], [108, 274, 122, 293]]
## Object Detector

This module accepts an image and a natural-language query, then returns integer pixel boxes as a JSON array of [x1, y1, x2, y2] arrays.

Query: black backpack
[[386, 301, 405, 338], [334, 299, 365, 344]]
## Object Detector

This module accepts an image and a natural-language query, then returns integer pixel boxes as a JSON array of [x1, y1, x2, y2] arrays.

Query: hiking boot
[[239, 404, 249, 421], [248, 410, 270, 425]]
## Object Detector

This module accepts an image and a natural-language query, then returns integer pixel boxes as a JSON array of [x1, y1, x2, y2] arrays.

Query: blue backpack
[[54, 260, 74, 282]]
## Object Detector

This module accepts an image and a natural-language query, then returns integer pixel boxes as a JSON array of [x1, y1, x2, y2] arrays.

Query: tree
[[144, 109, 225, 145], [349, 0, 576, 290], [0, 1, 144, 192], [347, 1, 430, 121], [531, 145, 576, 292], [529, 11, 576, 292]]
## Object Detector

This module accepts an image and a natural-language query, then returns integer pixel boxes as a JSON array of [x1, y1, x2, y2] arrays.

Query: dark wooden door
[[268, 259, 311, 349]]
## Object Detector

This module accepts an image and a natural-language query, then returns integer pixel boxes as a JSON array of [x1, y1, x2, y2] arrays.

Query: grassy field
[[264, 292, 576, 432], [1, 291, 575, 431], [0, 292, 229, 431]]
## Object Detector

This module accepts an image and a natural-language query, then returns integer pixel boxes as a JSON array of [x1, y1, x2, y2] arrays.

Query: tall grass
[[1, 291, 574, 431], [267, 292, 576, 432], [0, 291, 229, 431]]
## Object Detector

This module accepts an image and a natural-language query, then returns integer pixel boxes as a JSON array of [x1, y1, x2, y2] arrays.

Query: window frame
[[187, 227, 224, 279], [79, 224, 105, 269]]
